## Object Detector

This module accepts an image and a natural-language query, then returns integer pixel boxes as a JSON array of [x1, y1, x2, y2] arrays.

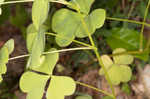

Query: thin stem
[[9, 54, 30, 61], [139, 0, 150, 51], [128, 1, 136, 18], [0, 0, 70, 5], [43, 47, 92, 54], [145, 37, 150, 51], [45, 32, 96, 49], [9, 47, 92, 61], [0, 0, 33, 5], [76, 9, 116, 99], [106, 17, 150, 27], [76, 81, 114, 98], [109, 50, 144, 57]]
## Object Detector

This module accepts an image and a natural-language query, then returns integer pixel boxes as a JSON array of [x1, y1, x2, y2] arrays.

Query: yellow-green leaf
[[32, 48, 59, 74], [0, 75, 2, 82], [0, 0, 5, 15], [0, 46, 9, 63], [26, 85, 46, 99], [108, 65, 132, 85], [27, 27, 46, 68], [0, 63, 7, 74], [52, 8, 106, 46], [90, 9, 106, 28], [4, 39, 14, 54], [19, 71, 49, 92], [113, 48, 134, 65], [56, 32, 75, 47], [52, 8, 80, 47], [0, 8, 2, 15], [108, 65, 121, 85], [99, 55, 113, 75], [26, 24, 37, 53], [47, 76, 76, 99], [32, 0, 50, 30], [68, 0, 94, 15], [119, 65, 132, 82]]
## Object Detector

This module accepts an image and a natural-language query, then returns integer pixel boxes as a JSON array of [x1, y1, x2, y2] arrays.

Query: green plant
[[0, 0, 150, 99]]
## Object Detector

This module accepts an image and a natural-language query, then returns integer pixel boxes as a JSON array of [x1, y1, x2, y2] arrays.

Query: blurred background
[[0, 0, 150, 99]]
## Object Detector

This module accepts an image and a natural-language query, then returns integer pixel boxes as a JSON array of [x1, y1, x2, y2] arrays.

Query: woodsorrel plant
[[0, 0, 150, 99]]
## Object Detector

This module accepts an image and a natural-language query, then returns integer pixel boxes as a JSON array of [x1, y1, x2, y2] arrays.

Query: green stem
[[9, 47, 92, 61], [0, 0, 33, 5], [76, 81, 114, 98], [45, 32, 96, 49], [109, 50, 144, 57], [0, 0, 71, 5], [139, 0, 150, 51], [145, 37, 150, 51], [106, 17, 150, 27], [77, 10, 116, 99], [127, 1, 136, 18]]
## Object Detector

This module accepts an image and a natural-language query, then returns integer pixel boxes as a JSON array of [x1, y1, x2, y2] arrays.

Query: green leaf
[[47, 76, 76, 99], [26, 24, 37, 53], [69, 0, 94, 15], [52, 8, 80, 47], [32, 0, 50, 30], [102, 96, 113, 99], [0, 0, 5, 15], [121, 83, 131, 95], [76, 94, 92, 99], [26, 86, 46, 99], [89, 9, 106, 29], [0, 75, 2, 82], [20, 71, 49, 92], [119, 65, 132, 82], [0, 63, 7, 74], [108, 65, 121, 85], [0, 41, 9, 83], [0, 46, 9, 63], [113, 48, 134, 65], [106, 28, 144, 51], [52, 8, 106, 46], [75, 9, 106, 38], [0, 0, 4, 2], [32, 48, 59, 74], [108, 65, 132, 85], [106, 28, 147, 61], [27, 26, 46, 68], [19, 72, 49, 99], [0, 63, 7, 83], [99, 55, 113, 75], [0, 8, 2, 15], [4, 39, 14, 54], [56, 31, 75, 47], [135, 50, 149, 61]]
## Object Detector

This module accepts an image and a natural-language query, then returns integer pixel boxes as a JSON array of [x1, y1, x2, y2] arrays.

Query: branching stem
[[75, 7, 116, 99], [45, 32, 96, 49]]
